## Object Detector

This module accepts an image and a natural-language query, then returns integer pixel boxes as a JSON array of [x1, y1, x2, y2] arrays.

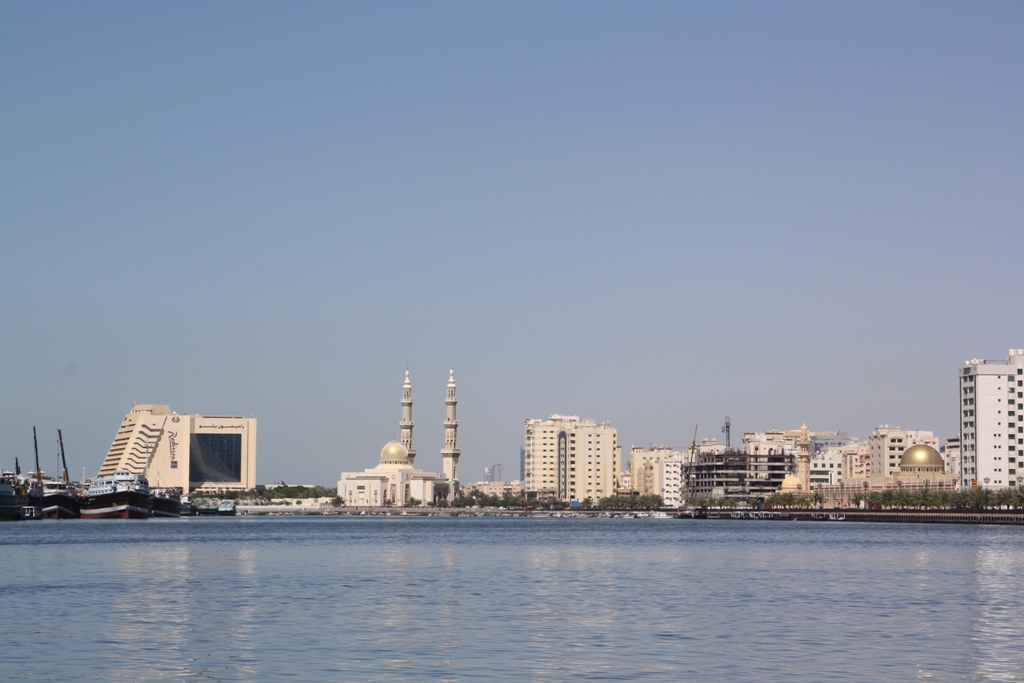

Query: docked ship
[[1, 471, 29, 521], [42, 429, 80, 519], [40, 480, 81, 519], [81, 470, 151, 519], [149, 488, 182, 518]]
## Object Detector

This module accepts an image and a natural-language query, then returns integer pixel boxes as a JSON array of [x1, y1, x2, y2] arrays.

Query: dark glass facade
[[190, 433, 242, 483]]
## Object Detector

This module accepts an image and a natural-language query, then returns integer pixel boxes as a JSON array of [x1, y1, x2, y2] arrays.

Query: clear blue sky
[[2, 1, 1022, 484]]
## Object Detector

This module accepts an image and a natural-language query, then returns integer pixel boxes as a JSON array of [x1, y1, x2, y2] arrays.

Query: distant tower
[[723, 416, 731, 449], [797, 422, 811, 492], [400, 369, 416, 467], [441, 366, 460, 500]]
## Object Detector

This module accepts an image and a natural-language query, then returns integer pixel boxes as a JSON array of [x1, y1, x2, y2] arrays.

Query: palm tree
[[993, 487, 1016, 509]]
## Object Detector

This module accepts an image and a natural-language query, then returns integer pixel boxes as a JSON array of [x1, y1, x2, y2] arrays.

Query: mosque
[[338, 369, 461, 506], [818, 441, 957, 507]]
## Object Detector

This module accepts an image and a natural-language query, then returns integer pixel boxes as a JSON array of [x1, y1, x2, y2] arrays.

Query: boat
[[149, 488, 182, 518], [1, 471, 28, 521], [22, 426, 45, 518], [81, 471, 151, 519], [41, 429, 80, 519], [40, 480, 81, 519], [216, 500, 237, 516]]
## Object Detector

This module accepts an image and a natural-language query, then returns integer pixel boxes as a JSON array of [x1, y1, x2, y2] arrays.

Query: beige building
[[629, 446, 674, 495], [869, 426, 906, 479], [98, 404, 256, 494], [523, 415, 620, 503], [742, 431, 795, 457], [464, 480, 525, 498], [838, 443, 871, 480]]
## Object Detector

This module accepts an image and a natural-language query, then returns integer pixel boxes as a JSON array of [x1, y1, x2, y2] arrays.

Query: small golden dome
[[899, 444, 944, 471], [779, 475, 803, 492]]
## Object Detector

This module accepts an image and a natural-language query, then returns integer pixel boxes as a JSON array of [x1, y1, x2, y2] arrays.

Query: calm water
[[2, 517, 1024, 682]]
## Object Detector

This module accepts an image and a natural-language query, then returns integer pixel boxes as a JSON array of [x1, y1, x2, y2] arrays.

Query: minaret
[[400, 369, 416, 467], [797, 422, 811, 493], [441, 366, 460, 501]]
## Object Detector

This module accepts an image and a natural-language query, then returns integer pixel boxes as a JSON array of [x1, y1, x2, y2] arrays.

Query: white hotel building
[[960, 349, 1024, 490], [523, 415, 621, 503]]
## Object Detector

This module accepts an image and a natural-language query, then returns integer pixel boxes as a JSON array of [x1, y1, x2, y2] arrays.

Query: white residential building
[[960, 349, 1024, 490], [941, 435, 961, 477], [870, 426, 907, 479], [652, 454, 684, 507], [811, 448, 845, 486], [523, 415, 621, 503]]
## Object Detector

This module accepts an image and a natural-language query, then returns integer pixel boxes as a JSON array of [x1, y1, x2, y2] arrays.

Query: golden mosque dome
[[899, 444, 944, 472], [780, 475, 803, 492], [379, 440, 410, 466]]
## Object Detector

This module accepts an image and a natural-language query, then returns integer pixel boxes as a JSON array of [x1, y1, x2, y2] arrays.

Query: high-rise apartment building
[[960, 349, 1024, 490], [523, 415, 620, 503]]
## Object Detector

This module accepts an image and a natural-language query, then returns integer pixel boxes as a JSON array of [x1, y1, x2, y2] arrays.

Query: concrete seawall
[[788, 510, 1024, 525]]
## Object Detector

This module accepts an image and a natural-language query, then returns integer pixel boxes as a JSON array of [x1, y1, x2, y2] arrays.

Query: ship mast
[[33, 426, 42, 483], [58, 429, 69, 483]]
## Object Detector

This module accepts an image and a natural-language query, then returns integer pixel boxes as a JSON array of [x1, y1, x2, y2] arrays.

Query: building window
[[189, 433, 242, 483]]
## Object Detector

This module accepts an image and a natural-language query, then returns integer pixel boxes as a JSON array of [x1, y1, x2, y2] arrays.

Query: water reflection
[[5, 519, 1024, 683], [973, 533, 1024, 681]]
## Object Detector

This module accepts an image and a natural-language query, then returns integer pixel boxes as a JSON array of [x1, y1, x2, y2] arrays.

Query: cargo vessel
[[40, 480, 81, 519], [1, 471, 28, 521], [81, 471, 151, 519], [149, 488, 182, 518]]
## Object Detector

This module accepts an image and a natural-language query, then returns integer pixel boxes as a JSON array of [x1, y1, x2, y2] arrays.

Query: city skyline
[[2, 2, 1022, 484]]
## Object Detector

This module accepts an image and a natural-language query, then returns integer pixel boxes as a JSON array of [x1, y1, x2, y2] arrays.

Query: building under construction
[[689, 450, 793, 501]]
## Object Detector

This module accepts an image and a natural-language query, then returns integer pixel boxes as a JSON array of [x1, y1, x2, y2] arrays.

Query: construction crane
[[682, 424, 698, 509]]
